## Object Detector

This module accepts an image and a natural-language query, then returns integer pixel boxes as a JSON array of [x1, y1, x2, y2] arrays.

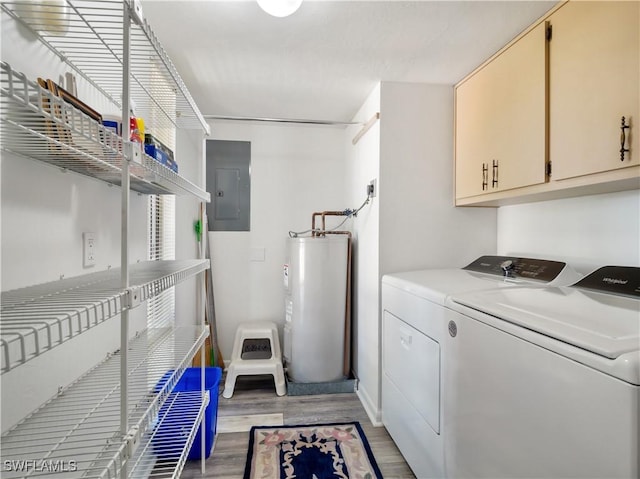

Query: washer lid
[[382, 256, 581, 305], [382, 269, 521, 305], [451, 285, 640, 360]]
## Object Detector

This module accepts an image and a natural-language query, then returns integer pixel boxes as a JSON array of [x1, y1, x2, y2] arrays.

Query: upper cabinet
[[455, 22, 549, 200], [549, 1, 639, 180], [455, 1, 640, 207]]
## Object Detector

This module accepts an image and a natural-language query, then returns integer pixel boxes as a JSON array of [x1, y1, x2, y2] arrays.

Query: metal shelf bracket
[[130, 0, 145, 25], [123, 141, 143, 165], [125, 286, 142, 309], [124, 425, 142, 459]]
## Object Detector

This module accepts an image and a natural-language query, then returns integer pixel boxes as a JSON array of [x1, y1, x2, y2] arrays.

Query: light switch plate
[[250, 247, 265, 262], [83, 232, 96, 267]]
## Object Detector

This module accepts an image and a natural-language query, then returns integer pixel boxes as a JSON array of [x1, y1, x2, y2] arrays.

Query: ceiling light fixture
[[257, 0, 302, 18]]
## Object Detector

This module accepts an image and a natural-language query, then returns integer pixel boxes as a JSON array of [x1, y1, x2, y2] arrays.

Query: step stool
[[222, 321, 286, 398]]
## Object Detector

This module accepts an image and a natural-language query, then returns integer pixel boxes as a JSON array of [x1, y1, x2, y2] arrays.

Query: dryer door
[[383, 311, 440, 433]]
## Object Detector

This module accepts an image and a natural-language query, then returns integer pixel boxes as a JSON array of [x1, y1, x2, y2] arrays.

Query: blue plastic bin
[[154, 367, 222, 460]]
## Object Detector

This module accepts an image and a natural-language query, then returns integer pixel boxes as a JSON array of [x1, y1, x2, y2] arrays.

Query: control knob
[[500, 260, 515, 277]]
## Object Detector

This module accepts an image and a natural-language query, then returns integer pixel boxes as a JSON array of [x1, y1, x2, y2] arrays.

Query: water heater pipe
[[311, 210, 347, 237]]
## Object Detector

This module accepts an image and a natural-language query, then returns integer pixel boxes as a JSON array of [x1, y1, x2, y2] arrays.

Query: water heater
[[284, 235, 349, 383]]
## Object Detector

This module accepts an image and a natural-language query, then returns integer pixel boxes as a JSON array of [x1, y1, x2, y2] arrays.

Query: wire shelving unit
[[0, 0, 213, 477], [0, 327, 209, 478], [0, 62, 210, 201], [1, 260, 209, 373]]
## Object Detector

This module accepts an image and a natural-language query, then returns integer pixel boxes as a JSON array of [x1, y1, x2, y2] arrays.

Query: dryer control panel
[[462, 255, 567, 282]]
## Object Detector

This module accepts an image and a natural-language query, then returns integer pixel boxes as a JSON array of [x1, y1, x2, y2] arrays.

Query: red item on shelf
[[130, 117, 142, 144]]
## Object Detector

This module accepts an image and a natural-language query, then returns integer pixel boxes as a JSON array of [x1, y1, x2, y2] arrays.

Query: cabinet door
[[455, 64, 493, 198], [455, 22, 548, 200], [549, 1, 640, 180]]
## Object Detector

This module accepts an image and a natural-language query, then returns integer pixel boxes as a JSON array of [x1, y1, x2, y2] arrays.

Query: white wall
[[497, 190, 640, 274], [175, 128, 207, 328], [379, 82, 496, 274], [207, 120, 347, 360], [345, 84, 382, 423]]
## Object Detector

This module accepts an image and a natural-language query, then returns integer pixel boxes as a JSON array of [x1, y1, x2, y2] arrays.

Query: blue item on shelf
[[144, 133, 174, 160], [102, 119, 121, 136], [145, 143, 170, 166], [153, 367, 222, 461], [144, 143, 179, 173]]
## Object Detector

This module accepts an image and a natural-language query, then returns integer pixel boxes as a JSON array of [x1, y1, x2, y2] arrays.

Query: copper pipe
[[321, 211, 346, 232], [311, 210, 348, 237]]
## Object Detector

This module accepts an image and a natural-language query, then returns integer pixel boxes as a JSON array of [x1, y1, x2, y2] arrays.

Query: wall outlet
[[83, 232, 96, 267], [367, 178, 377, 198]]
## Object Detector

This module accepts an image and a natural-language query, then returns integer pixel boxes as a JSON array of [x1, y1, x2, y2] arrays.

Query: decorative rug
[[243, 422, 384, 479]]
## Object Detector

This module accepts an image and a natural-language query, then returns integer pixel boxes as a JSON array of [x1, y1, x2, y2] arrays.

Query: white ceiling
[[141, 0, 557, 123]]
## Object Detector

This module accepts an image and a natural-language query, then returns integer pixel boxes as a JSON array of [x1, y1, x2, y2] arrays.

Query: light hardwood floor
[[181, 375, 415, 479]]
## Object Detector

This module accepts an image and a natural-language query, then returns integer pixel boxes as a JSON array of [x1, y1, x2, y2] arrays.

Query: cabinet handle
[[482, 163, 488, 190], [620, 116, 630, 161], [492, 159, 499, 188]]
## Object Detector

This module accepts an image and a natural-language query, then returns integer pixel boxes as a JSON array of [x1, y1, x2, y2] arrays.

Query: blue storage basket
[[153, 367, 222, 460]]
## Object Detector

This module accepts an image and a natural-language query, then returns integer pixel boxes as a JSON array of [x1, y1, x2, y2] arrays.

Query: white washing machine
[[445, 265, 639, 478], [381, 256, 582, 478]]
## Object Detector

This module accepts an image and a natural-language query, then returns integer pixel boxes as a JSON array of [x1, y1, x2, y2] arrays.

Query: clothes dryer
[[381, 256, 582, 478], [444, 266, 639, 478]]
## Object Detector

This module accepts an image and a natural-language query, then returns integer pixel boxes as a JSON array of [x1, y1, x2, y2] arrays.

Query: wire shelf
[[0, 326, 209, 478], [1, 259, 210, 374], [129, 391, 209, 479], [0, 62, 210, 201], [0, 0, 209, 134]]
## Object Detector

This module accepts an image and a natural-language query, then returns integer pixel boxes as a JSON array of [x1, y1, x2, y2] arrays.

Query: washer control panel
[[573, 266, 640, 298], [463, 255, 567, 282]]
